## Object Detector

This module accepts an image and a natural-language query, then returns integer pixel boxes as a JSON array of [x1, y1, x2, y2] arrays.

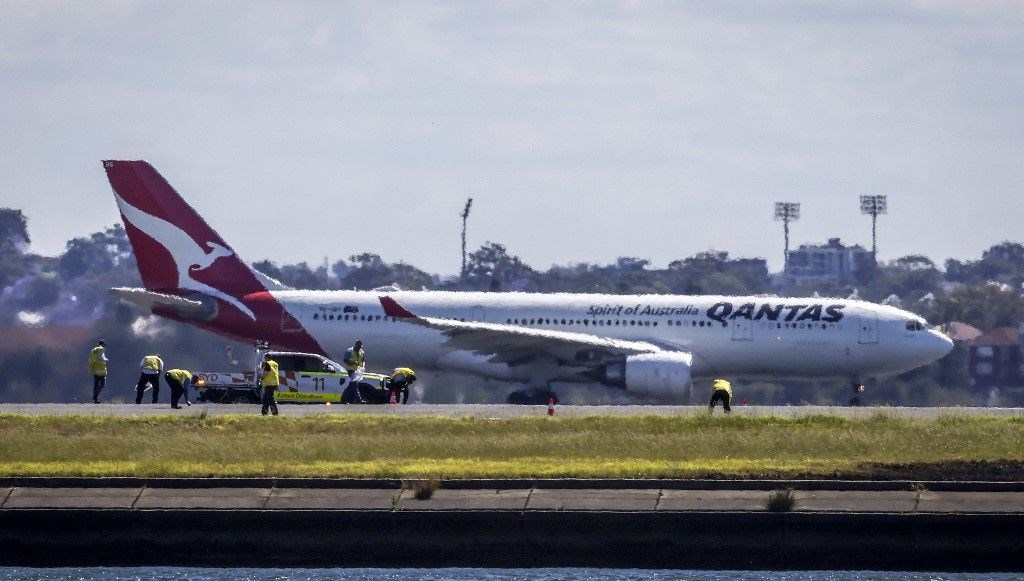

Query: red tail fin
[[103, 160, 280, 318]]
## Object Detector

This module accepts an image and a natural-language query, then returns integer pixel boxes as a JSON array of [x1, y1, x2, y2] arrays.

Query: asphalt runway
[[1, 403, 1022, 418]]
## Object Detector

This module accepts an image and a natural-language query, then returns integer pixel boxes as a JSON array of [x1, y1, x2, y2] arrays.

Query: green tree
[[465, 242, 534, 291], [0, 208, 29, 252], [932, 285, 1024, 330]]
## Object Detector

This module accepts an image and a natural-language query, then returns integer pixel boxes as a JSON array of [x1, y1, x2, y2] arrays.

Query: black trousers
[[261, 386, 279, 416], [388, 384, 410, 404], [165, 374, 186, 408], [92, 375, 106, 402], [709, 390, 731, 413], [136, 373, 160, 404]]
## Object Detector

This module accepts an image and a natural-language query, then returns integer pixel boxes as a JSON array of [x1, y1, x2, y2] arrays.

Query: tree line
[[1, 206, 1023, 404]]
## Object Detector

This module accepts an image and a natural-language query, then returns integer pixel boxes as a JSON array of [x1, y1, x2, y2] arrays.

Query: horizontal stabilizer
[[110, 287, 213, 319]]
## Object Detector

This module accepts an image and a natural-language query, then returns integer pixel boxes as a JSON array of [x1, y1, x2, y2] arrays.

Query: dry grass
[[0, 412, 1020, 478]]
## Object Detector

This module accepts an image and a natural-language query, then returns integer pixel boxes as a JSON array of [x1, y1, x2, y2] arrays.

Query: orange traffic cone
[[547, 396, 555, 416], [390, 391, 398, 405]]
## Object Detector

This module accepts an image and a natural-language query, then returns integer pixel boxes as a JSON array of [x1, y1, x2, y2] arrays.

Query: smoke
[[15, 311, 44, 327], [130, 315, 173, 340]]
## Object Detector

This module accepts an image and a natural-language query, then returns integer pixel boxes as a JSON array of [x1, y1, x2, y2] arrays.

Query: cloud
[[1, 2, 1023, 272]]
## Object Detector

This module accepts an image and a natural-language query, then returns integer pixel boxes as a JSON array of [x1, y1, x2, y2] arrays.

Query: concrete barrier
[[1, 477, 1022, 491], [1, 509, 1022, 571]]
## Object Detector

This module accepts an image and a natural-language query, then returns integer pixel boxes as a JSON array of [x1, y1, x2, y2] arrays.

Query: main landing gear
[[507, 388, 559, 405]]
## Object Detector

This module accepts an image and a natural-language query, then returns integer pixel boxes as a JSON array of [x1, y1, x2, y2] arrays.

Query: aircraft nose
[[928, 329, 955, 359]]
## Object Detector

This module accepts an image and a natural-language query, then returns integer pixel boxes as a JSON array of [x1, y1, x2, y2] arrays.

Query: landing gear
[[507, 388, 558, 405], [848, 380, 865, 407]]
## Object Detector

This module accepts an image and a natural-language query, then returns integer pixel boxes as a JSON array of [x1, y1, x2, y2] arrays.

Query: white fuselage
[[274, 290, 953, 382]]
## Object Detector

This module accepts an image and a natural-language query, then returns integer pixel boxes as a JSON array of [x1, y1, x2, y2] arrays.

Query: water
[[0, 569, 1016, 581]]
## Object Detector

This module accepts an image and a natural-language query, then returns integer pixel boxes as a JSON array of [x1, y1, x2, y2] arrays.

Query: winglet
[[380, 296, 417, 319]]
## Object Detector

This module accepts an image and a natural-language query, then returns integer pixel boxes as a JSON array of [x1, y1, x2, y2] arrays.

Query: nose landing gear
[[848, 380, 865, 407]]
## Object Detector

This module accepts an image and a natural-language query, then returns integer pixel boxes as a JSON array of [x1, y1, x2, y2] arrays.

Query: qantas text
[[706, 302, 845, 324]]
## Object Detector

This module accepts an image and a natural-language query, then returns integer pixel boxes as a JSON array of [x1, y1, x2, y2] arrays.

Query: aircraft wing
[[379, 296, 663, 366]]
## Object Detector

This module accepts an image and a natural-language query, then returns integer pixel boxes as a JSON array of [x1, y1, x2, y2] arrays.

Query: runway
[[1, 403, 1022, 418]]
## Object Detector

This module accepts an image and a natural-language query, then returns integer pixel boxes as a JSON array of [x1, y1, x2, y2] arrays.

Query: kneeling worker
[[709, 378, 732, 414], [387, 367, 416, 404], [164, 368, 193, 409], [260, 355, 280, 416]]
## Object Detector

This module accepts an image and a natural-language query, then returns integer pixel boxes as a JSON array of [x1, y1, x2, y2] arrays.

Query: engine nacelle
[[603, 352, 693, 398]]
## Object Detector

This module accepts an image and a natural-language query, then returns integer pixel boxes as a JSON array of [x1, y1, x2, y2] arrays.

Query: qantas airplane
[[103, 160, 953, 401]]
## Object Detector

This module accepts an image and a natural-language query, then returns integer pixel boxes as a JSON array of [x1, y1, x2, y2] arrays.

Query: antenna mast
[[460, 197, 473, 278], [774, 202, 801, 271]]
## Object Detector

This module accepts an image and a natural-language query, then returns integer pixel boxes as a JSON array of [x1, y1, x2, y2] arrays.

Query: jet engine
[[601, 352, 693, 397]]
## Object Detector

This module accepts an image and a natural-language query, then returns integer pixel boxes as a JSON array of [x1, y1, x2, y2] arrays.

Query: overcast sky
[[2, 1, 1022, 276]]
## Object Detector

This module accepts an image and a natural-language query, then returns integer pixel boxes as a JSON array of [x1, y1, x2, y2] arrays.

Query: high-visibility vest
[[390, 367, 416, 381], [343, 347, 365, 371], [712, 379, 732, 397], [262, 360, 280, 388], [142, 355, 162, 372], [88, 346, 107, 376], [165, 369, 192, 383]]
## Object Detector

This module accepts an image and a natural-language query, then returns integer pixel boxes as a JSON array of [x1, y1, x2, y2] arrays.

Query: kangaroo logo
[[114, 193, 256, 319]]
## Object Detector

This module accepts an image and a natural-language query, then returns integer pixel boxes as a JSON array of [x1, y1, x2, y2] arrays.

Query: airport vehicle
[[193, 346, 390, 404], [103, 160, 954, 402]]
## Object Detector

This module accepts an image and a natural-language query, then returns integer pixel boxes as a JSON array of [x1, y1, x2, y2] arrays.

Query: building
[[783, 238, 872, 284], [967, 326, 1024, 388]]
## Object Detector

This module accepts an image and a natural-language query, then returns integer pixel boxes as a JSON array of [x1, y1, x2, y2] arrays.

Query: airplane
[[102, 160, 954, 402]]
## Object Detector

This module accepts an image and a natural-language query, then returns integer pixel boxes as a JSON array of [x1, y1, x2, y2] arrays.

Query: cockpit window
[[905, 321, 925, 332]]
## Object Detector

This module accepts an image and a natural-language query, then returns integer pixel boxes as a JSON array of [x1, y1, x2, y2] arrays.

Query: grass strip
[[1, 412, 1021, 479]]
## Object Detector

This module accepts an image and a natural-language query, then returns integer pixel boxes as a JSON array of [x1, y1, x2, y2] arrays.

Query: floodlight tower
[[859, 195, 887, 263], [774, 202, 801, 271]]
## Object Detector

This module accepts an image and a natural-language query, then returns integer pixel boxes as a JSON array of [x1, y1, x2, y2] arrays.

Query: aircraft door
[[471, 305, 486, 323], [282, 304, 304, 332], [858, 315, 879, 344], [731, 318, 753, 341]]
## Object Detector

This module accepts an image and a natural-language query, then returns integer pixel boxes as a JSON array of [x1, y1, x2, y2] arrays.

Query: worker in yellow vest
[[386, 367, 417, 404], [342, 340, 365, 378], [136, 354, 164, 404], [709, 378, 732, 414], [88, 340, 108, 404], [164, 369, 193, 409], [260, 355, 280, 416]]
